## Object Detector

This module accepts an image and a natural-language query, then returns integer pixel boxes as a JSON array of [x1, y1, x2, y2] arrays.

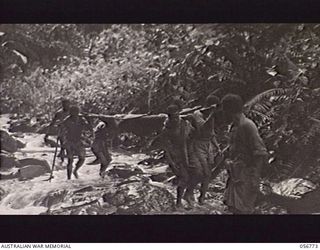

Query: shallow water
[[0, 114, 148, 214]]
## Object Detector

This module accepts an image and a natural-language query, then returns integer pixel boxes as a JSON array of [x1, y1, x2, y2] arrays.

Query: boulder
[[258, 179, 320, 214], [271, 178, 316, 198], [9, 119, 37, 133], [36, 190, 69, 208], [150, 172, 173, 183], [44, 137, 59, 147], [0, 187, 5, 200], [18, 165, 50, 180], [15, 139, 25, 148], [137, 157, 165, 166], [0, 151, 20, 169], [0, 130, 18, 153], [47, 199, 117, 215], [18, 158, 50, 170], [108, 164, 144, 179], [0, 172, 20, 180], [102, 179, 176, 214], [10, 132, 24, 138], [260, 187, 320, 214]]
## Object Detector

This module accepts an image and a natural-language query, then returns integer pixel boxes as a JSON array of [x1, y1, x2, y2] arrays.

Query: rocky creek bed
[[1, 114, 319, 215]]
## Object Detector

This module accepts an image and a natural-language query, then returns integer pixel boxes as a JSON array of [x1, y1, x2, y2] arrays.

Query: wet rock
[[44, 137, 59, 147], [10, 132, 25, 138], [49, 200, 117, 215], [0, 151, 20, 169], [138, 157, 165, 166], [271, 178, 316, 198], [103, 180, 176, 214], [18, 165, 50, 180], [150, 172, 173, 182], [108, 164, 144, 179], [260, 190, 320, 214], [37, 190, 69, 208], [0, 187, 5, 200], [15, 139, 25, 148], [0, 130, 18, 153], [18, 158, 50, 170], [0, 172, 19, 180], [9, 119, 37, 133], [99, 203, 118, 215], [169, 199, 226, 215], [259, 179, 320, 214]]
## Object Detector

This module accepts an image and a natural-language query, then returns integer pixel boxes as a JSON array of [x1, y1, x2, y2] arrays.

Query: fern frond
[[247, 109, 271, 121], [244, 88, 288, 110]]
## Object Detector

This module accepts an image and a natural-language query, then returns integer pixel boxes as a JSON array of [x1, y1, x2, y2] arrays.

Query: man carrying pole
[[88, 120, 112, 178], [184, 95, 222, 205], [152, 104, 194, 208], [221, 94, 268, 214]]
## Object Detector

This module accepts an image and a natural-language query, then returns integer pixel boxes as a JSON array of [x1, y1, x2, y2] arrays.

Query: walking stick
[[45, 137, 59, 182]]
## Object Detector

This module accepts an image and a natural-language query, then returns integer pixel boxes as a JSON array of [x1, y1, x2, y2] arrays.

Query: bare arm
[[244, 120, 268, 176], [200, 110, 215, 132], [211, 136, 221, 152], [45, 113, 60, 139]]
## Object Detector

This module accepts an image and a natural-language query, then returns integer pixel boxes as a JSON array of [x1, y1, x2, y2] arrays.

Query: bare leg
[[73, 146, 86, 179], [199, 166, 211, 204], [184, 168, 202, 204], [67, 157, 73, 180], [184, 185, 196, 204], [59, 147, 66, 162], [98, 152, 111, 178], [176, 167, 189, 208], [88, 144, 100, 165], [73, 157, 84, 179], [57, 137, 66, 162], [199, 178, 209, 204], [176, 186, 185, 207]]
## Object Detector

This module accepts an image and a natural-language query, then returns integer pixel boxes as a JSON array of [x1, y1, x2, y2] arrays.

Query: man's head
[[205, 95, 220, 108], [166, 104, 180, 120], [69, 105, 80, 117], [221, 94, 244, 122], [61, 99, 70, 111]]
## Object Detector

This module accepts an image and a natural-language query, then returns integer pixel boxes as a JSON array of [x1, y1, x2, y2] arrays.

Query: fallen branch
[[117, 179, 141, 187], [61, 198, 99, 210], [73, 186, 94, 194]]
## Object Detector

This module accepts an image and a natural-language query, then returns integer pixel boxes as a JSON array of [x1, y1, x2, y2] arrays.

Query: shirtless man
[[59, 105, 93, 179]]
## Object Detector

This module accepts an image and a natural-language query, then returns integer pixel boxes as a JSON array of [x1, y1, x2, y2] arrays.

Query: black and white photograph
[[1, 24, 320, 217]]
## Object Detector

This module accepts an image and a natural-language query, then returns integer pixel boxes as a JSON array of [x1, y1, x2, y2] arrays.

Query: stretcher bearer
[[185, 95, 222, 205], [60, 105, 93, 180], [158, 104, 194, 208], [89, 121, 112, 178], [221, 94, 268, 214]]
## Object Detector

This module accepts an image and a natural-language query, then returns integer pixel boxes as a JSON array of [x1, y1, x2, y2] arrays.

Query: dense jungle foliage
[[1, 24, 320, 182]]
